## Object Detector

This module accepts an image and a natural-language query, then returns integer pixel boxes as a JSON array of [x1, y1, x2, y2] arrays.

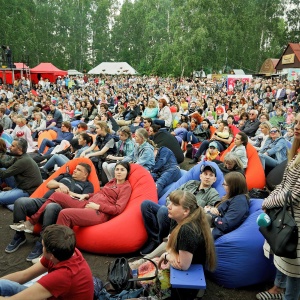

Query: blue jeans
[[43, 154, 69, 172], [259, 154, 279, 170], [151, 168, 181, 198], [0, 169, 16, 188], [141, 201, 170, 244], [186, 132, 199, 144], [0, 188, 29, 206], [38, 139, 56, 155], [274, 269, 300, 300], [0, 279, 27, 296]]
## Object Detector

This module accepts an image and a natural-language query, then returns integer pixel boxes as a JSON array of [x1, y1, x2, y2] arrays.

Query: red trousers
[[30, 192, 109, 228]]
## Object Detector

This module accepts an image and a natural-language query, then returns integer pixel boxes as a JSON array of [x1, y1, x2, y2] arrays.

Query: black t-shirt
[[43, 173, 94, 198], [170, 220, 206, 266]]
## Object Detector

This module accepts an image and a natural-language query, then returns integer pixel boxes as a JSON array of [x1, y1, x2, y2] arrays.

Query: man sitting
[[140, 164, 220, 255], [0, 224, 94, 300], [6, 163, 94, 262], [0, 138, 42, 209], [38, 121, 74, 155]]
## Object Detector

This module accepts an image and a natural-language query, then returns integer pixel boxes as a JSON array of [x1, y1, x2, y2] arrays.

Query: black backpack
[[108, 257, 131, 292]]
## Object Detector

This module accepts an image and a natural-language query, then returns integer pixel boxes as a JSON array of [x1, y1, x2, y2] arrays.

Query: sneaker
[[26, 241, 43, 262], [256, 291, 284, 300], [140, 240, 158, 256], [5, 236, 26, 253], [31, 255, 43, 264], [10, 221, 34, 233]]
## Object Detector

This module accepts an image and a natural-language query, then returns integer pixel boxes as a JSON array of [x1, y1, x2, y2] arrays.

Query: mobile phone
[[66, 166, 70, 173]]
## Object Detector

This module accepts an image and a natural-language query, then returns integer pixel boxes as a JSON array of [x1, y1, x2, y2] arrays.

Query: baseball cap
[[209, 141, 219, 150], [201, 164, 217, 176]]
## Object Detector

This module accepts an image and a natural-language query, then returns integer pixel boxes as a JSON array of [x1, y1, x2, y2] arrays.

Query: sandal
[[256, 291, 284, 300]]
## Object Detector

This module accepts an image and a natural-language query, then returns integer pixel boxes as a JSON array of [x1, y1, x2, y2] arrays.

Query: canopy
[[30, 62, 67, 83], [68, 69, 83, 76], [88, 62, 137, 75]]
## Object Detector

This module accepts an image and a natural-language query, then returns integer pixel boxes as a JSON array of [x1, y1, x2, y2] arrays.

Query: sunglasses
[[270, 130, 278, 133]]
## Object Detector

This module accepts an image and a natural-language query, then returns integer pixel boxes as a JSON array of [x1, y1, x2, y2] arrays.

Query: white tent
[[88, 62, 137, 75], [68, 69, 83, 76]]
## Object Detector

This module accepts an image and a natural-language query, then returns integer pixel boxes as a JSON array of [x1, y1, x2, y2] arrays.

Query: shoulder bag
[[259, 191, 298, 259]]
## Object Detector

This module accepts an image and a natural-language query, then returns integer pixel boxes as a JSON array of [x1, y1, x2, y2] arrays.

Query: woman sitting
[[258, 126, 287, 171], [230, 132, 248, 169], [184, 118, 211, 145], [204, 172, 250, 240], [217, 152, 245, 175], [142, 98, 158, 119], [190, 120, 233, 164], [250, 121, 271, 151], [158, 190, 216, 300], [122, 128, 155, 171], [80, 121, 116, 177], [102, 126, 135, 182], [153, 98, 172, 128], [23, 161, 132, 230]]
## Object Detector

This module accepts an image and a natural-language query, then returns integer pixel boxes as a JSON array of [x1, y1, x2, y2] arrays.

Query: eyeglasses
[[270, 130, 278, 133], [249, 113, 255, 115]]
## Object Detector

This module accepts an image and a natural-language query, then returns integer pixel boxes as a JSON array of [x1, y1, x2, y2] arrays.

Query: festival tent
[[68, 69, 83, 76], [0, 63, 30, 85], [30, 63, 67, 84], [88, 62, 137, 75]]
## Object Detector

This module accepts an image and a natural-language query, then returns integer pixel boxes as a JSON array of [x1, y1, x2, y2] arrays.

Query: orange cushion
[[74, 164, 158, 254], [219, 143, 265, 190], [37, 130, 57, 154], [30, 158, 100, 234]]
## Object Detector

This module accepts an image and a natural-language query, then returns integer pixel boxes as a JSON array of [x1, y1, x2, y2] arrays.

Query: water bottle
[[132, 269, 138, 288]]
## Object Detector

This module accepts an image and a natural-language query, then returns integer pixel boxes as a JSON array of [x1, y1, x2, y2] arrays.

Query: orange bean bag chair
[[37, 130, 58, 154], [30, 158, 100, 234], [73, 164, 158, 254], [220, 142, 265, 190]]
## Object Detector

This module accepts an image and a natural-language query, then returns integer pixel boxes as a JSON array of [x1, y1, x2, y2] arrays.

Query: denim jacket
[[123, 141, 155, 170], [259, 136, 287, 164], [151, 146, 178, 174]]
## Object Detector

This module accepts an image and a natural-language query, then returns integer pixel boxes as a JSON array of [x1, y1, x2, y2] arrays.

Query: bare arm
[[46, 180, 69, 194]]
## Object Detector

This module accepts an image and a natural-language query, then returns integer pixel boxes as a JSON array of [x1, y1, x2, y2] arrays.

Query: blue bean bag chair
[[158, 161, 225, 205], [159, 169, 187, 197], [208, 199, 276, 288]]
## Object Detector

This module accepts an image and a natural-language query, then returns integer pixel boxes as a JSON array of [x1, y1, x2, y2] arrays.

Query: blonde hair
[[95, 121, 110, 134], [135, 128, 156, 147], [166, 190, 216, 271]]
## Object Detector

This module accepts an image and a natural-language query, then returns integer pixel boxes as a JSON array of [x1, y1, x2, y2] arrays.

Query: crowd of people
[[0, 74, 299, 299]]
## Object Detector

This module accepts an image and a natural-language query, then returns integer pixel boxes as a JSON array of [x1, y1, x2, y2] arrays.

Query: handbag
[[259, 191, 298, 259], [97, 257, 158, 300]]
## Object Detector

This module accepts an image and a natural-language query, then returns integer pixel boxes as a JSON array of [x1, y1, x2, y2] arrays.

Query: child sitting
[[201, 141, 220, 162]]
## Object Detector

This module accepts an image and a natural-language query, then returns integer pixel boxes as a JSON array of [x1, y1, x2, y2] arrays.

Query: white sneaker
[[31, 255, 43, 264], [10, 221, 34, 233]]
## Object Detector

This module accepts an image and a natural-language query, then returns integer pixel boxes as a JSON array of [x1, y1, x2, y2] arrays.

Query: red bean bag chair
[[37, 130, 57, 154], [30, 158, 100, 234], [74, 164, 158, 254], [220, 142, 265, 190]]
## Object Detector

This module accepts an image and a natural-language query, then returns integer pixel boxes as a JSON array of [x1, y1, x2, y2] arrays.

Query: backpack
[[108, 257, 131, 292]]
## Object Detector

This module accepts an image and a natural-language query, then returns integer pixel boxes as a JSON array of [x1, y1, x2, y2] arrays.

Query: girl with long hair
[[158, 190, 216, 300]]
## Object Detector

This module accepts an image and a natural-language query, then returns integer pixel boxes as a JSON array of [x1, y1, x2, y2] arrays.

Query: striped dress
[[262, 156, 300, 278]]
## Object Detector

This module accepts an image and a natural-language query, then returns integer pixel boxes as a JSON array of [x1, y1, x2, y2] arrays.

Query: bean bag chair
[[158, 161, 226, 205], [30, 158, 100, 234], [37, 130, 57, 154], [74, 164, 158, 254], [208, 199, 276, 288], [220, 142, 265, 190]]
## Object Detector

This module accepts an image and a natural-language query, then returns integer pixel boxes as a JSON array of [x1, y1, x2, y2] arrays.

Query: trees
[[0, 0, 296, 75]]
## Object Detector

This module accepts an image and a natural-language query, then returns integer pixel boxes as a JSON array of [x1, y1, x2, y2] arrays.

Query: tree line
[[0, 0, 299, 76]]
